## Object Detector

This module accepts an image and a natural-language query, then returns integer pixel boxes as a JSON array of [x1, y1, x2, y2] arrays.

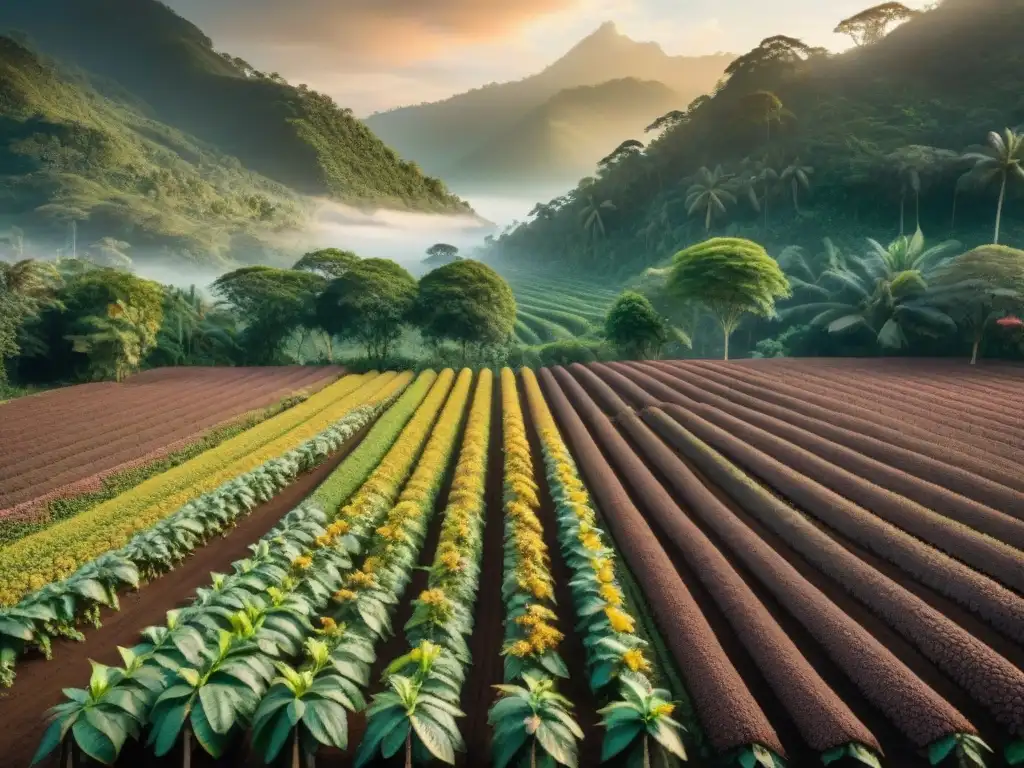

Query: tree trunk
[[326, 333, 333, 363], [915, 189, 921, 231], [994, 171, 1007, 244], [951, 188, 959, 234], [723, 326, 730, 361], [971, 337, 980, 365], [705, 204, 712, 233], [792, 179, 799, 212], [899, 190, 906, 236]]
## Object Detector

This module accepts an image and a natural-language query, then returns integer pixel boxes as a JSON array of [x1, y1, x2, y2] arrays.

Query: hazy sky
[[164, 0, 931, 115]]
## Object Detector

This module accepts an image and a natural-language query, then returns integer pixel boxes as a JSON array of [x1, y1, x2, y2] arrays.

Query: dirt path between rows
[[0, 430, 366, 768]]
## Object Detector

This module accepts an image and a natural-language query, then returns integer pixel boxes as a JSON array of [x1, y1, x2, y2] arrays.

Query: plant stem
[[293, 727, 301, 768], [406, 729, 413, 768], [531, 739, 538, 768], [723, 326, 730, 361], [182, 727, 192, 768], [971, 336, 980, 365], [644, 733, 651, 768]]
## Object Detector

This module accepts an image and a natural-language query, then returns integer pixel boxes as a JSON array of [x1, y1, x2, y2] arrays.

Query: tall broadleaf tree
[[413, 259, 516, 362], [834, 3, 921, 46], [315, 258, 417, 362], [652, 237, 791, 359]]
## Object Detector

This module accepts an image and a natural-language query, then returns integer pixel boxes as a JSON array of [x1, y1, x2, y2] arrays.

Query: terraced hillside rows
[[2, 360, 1022, 768], [503, 273, 618, 344]]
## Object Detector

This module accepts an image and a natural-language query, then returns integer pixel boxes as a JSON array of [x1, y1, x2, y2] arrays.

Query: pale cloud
[[162, 0, 937, 113], [169, 0, 584, 65]]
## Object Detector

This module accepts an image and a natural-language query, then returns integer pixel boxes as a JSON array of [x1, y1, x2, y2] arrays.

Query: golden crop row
[[332, 370, 454, 542], [0, 372, 404, 605], [332, 369, 473, 629], [421, 368, 492, 617], [498, 368, 564, 673], [521, 369, 653, 677]]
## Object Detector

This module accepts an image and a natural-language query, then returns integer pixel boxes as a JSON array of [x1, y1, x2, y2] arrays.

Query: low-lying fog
[[133, 192, 547, 290]]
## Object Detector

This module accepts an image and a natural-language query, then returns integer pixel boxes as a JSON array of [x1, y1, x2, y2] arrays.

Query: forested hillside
[[0, 35, 306, 263], [488, 0, 1024, 277], [0, 0, 469, 261], [365, 22, 733, 188]]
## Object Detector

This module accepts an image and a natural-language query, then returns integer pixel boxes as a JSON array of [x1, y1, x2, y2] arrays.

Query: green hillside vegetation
[[365, 22, 733, 187], [0, 0, 469, 213], [488, 0, 1024, 280], [0, 252, 517, 392], [448, 78, 681, 190], [0, 35, 303, 261]]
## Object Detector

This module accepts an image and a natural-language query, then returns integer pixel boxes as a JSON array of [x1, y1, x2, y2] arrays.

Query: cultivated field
[[0, 366, 341, 519], [0, 360, 1021, 768]]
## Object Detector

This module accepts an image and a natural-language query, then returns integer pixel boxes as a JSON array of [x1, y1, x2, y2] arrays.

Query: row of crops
[[504, 274, 618, 345], [3, 359, 1023, 768]]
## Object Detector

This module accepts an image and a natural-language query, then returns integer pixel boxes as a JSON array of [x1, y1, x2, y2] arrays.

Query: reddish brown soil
[[571, 359, 1024, 759], [0, 430, 362, 768], [698, 360, 1024, 457], [0, 366, 341, 510]]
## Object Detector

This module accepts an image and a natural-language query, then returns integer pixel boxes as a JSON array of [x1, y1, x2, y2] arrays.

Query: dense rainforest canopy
[[487, 0, 1024, 278]]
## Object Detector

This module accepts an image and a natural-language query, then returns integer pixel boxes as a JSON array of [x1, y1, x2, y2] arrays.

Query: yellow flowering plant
[[520, 368, 688, 766], [495, 368, 570, 685]]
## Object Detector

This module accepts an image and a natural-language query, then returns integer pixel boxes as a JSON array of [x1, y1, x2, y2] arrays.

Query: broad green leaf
[[493, 727, 529, 768], [148, 702, 188, 757], [929, 735, 957, 765], [31, 719, 65, 766], [303, 699, 349, 750], [381, 720, 410, 759], [71, 718, 117, 765], [412, 714, 456, 764], [602, 723, 642, 762], [199, 684, 238, 735], [536, 721, 578, 768]]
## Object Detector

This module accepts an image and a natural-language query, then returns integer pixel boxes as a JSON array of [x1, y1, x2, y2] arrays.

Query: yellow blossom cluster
[[500, 369, 556, 605], [520, 368, 653, 681], [514, 605, 565, 654]]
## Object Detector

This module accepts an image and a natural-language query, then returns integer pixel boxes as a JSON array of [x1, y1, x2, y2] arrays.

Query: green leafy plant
[[489, 672, 583, 768], [251, 635, 368, 767], [33, 651, 163, 766], [822, 742, 883, 767], [356, 640, 466, 767], [598, 675, 687, 768], [927, 733, 992, 767]]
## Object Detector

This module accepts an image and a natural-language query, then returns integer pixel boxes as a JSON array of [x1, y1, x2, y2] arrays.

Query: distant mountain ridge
[[365, 22, 734, 191], [449, 78, 681, 190], [0, 0, 469, 214]]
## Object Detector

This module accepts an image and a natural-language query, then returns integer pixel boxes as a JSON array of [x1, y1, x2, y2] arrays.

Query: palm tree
[[686, 166, 736, 233], [732, 159, 763, 215], [781, 228, 961, 349], [962, 128, 1024, 244], [780, 159, 814, 213], [777, 238, 850, 299], [580, 195, 616, 247]]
